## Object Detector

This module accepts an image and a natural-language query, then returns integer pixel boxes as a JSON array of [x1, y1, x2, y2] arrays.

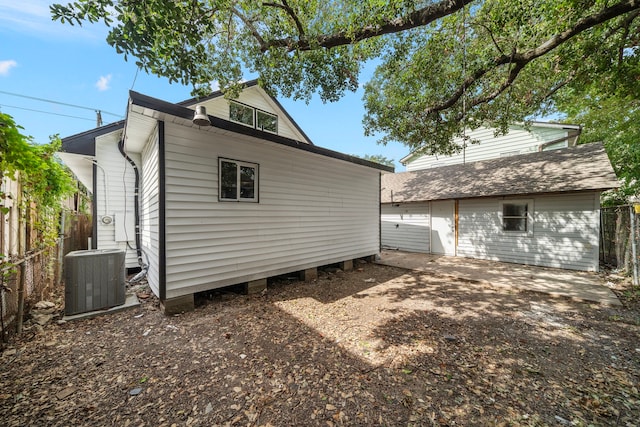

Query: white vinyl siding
[[457, 193, 600, 271], [95, 134, 141, 269], [140, 128, 161, 297], [381, 203, 430, 253], [191, 86, 307, 142], [162, 122, 380, 298], [405, 126, 571, 171]]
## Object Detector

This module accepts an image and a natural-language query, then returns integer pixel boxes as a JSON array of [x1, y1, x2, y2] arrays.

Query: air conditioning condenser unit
[[64, 249, 126, 315]]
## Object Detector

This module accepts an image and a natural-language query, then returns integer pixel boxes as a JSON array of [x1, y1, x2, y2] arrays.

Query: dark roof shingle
[[382, 142, 619, 203]]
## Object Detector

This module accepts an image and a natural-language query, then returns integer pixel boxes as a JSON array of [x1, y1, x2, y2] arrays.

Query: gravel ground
[[1, 260, 639, 426]]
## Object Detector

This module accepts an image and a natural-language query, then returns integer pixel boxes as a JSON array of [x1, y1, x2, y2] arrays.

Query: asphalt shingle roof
[[381, 142, 619, 204]]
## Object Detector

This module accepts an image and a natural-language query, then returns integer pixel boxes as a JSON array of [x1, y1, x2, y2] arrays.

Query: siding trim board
[[91, 164, 97, 249], [158, 121, 167, 301], [379, 173, 382, 252]]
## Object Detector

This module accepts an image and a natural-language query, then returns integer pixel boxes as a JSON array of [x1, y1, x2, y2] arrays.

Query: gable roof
[[382, 142, 619, 203], [177, 79, 314, 145], [126, 90, 393, 172]]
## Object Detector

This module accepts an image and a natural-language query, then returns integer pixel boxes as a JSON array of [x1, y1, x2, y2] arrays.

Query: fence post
[[16, 176, 25, 334], [56, 210, 66, 287], [632, 205, 639, 287]]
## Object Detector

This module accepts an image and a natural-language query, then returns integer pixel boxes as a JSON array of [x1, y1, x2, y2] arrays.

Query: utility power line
[[0, 90, 123, 118], [0, 103, 95, 122]]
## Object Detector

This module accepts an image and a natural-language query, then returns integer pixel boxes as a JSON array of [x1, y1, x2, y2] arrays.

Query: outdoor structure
[[59, 81, 392, 313], [382, 124, 619, 272]]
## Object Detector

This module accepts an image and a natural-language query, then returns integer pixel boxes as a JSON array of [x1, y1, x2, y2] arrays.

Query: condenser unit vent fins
[[64, 249, 126, 315]]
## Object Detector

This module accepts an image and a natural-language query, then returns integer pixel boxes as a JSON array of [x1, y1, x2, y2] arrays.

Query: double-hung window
[[500, 199, 533, 234], [219, 158, 259, 202]]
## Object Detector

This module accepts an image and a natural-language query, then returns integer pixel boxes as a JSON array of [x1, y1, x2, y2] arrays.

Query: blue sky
[[0, 1, 409, 170]]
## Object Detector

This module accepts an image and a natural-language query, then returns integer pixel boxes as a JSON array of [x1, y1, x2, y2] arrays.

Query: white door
[[431, 200, 455, 255]]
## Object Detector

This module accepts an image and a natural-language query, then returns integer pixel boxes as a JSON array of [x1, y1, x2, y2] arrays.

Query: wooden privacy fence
[[0, 213, 91, 342]]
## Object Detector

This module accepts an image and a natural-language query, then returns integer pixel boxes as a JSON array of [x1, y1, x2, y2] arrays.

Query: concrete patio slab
[[376, 250, 621, 306]]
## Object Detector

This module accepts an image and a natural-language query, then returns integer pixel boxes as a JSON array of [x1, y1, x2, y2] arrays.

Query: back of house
[[60, 81, 392, 313]]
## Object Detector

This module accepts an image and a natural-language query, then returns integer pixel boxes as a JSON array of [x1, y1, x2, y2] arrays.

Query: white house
[[59, 81, 392, 313], [400, 122, 582, 170], [382, 124, 619, 272]]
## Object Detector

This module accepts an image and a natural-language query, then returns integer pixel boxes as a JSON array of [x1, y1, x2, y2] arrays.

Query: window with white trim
[[500, 200, 533, 234], [219, 158, 258, 202]]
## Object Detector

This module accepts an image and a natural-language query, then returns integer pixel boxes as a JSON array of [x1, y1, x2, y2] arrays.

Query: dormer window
[[229, 101, 278, 134]]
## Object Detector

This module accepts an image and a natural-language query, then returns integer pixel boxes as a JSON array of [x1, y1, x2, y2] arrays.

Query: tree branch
[[261, 0, 474, 52], [473, 22, 506, 56], [232, 8, 267, 50], [425, 0, 640, 116], [263, 0, 306, 38]]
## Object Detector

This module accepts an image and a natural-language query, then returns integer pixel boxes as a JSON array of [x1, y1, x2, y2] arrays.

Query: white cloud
[[0, 0, 106, 40], [95, 74, 112, 91], [0, 59, 17, 76]]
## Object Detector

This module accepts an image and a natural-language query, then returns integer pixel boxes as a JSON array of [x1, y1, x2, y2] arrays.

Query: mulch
[[1, 261, 639, 426]]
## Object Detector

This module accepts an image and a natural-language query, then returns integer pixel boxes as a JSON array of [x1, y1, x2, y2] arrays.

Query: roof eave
[[129, 90, 393, 173], [60, 121, 124, 156]]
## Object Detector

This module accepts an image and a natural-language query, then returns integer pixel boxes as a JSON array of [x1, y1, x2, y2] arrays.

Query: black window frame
[[229, 101, 255, 128], [218, 157, 259, 203]]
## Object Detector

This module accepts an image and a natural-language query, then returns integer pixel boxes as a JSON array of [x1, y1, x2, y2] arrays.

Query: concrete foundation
[[245, 278, 267, 294], [300, 267, 318, 282], [340, 259, 354, 272], [161, 294, 195, 315]]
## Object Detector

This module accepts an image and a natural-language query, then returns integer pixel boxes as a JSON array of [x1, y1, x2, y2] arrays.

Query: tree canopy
[[356, 154, 395, 168], [51, 1, 640, 165], [557, 86, 640, 205], [0, 113, 74, 212]]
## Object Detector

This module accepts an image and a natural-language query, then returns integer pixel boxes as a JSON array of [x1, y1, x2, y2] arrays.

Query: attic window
[[219, 158, 259, 202], [229, 101, 278, 134], [257, 110, 277, 133], [229, 101, 254, 127], [500, 200, 533, 234]]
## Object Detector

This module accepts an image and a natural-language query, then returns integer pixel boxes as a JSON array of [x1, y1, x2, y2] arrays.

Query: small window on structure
[[500, 200, 533, 233], [256, 110, 277, 133], [219, 158, 258, 202], [229, 101, 279, 134], [229, 101, 254, 127]]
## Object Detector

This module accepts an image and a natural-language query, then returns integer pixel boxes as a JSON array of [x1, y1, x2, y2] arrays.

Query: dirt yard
[[1, 261, 639, 426]]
